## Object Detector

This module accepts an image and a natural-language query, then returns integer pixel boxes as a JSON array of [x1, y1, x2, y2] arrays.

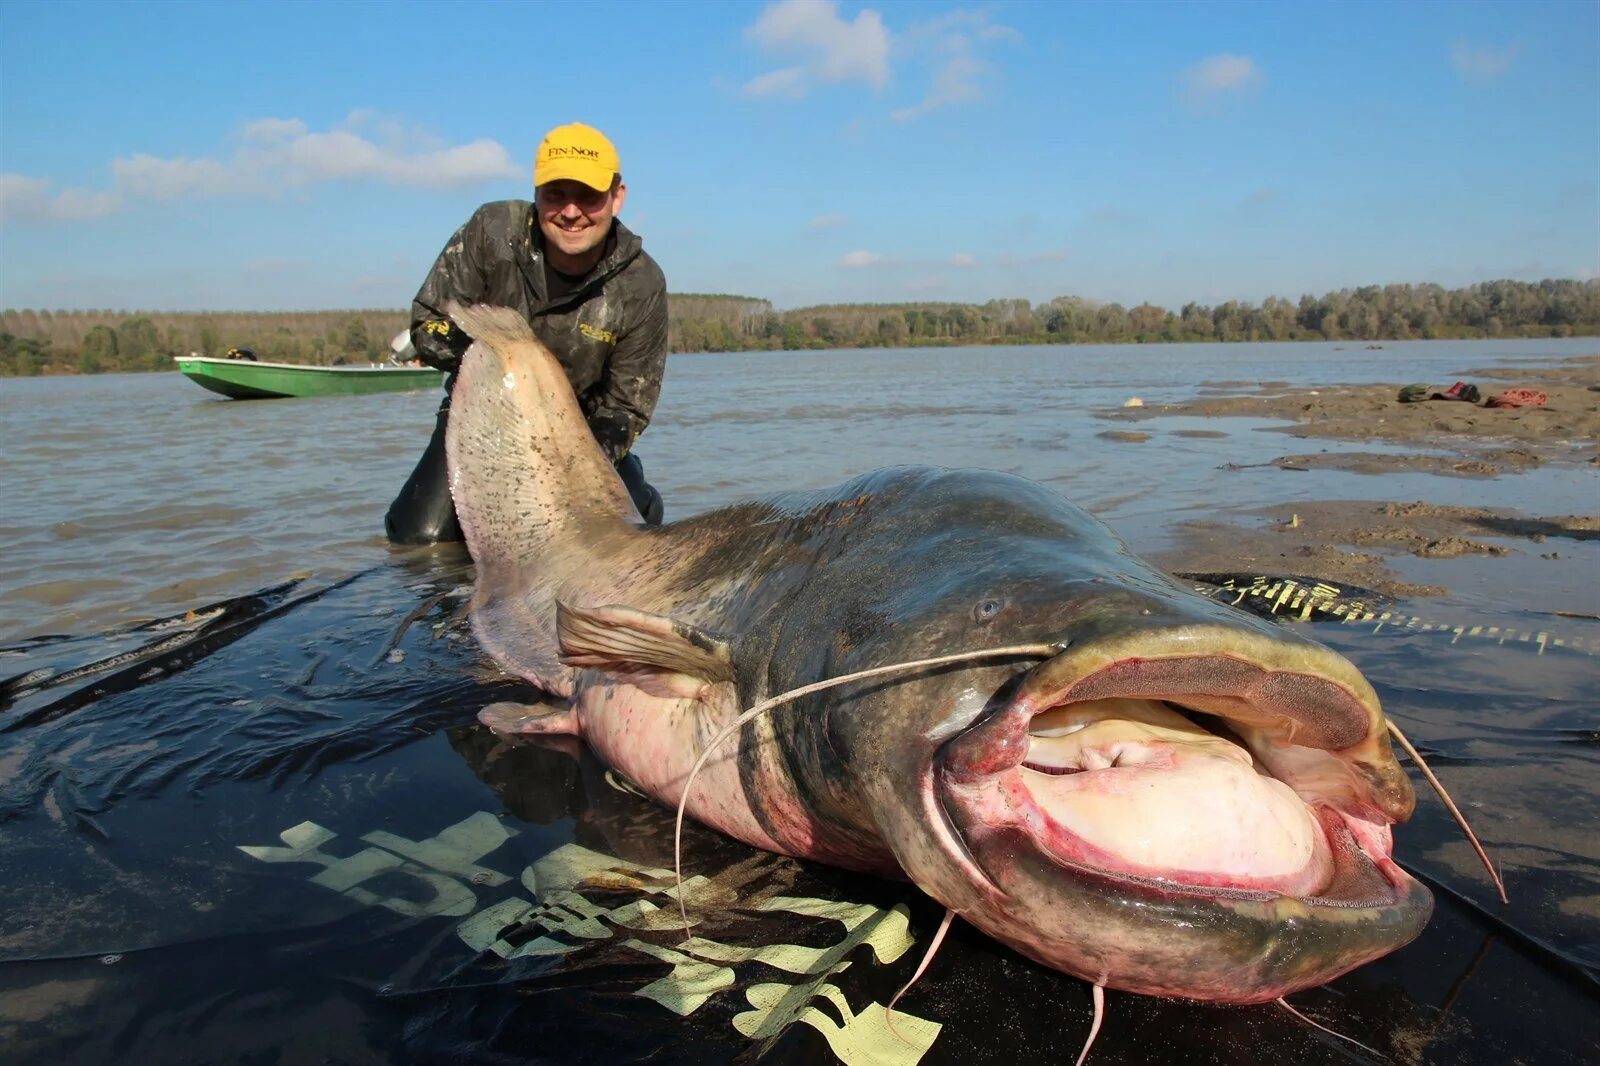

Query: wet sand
[[1108, 354, 1600, 464], [1099, 353, 1600, 595], [1156, 500, 1599, 597]]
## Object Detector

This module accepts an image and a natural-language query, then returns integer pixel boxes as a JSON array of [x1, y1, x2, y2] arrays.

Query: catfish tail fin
[[445, 302, 541, 353], [441, 302, 642, 697]]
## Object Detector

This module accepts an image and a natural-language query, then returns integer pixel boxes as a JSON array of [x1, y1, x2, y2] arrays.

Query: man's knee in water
[[616, 452, 664, 526], [385, 401, 465, 544]]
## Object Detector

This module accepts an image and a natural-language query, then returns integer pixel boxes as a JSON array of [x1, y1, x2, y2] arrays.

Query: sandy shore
[[1108, 353, 1600, 468], [1153, 500, 1599, 597], [1100, 353, 1600, 595]]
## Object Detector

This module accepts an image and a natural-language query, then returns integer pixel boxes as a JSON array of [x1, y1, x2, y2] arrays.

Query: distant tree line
[[2, 279, 1595, 377], [667, 280, 1600, 352], [0, 309, 407, 377]]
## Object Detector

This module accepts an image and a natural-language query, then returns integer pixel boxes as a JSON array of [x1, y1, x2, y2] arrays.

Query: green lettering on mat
[[237, 816, 940, 1063]]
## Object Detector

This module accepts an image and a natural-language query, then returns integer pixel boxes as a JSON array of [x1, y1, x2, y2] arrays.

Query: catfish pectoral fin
[[556, 600, 735, 683], [479, 700, 579, 737]]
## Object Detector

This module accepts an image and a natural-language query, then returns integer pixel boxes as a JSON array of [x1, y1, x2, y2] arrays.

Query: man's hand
[[413, 318, 473, 373]]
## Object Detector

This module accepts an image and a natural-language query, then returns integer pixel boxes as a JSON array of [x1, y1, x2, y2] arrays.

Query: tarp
[[2, 560, 1595, 1064]]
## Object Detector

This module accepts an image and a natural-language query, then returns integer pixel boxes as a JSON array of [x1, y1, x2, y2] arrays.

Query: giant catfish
[[443, 304, 1432, 1004]]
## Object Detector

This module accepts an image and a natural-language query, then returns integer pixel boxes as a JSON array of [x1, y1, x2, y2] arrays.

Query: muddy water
[[5, 338, 1596, 642], [1, 339, 1597, 1063]]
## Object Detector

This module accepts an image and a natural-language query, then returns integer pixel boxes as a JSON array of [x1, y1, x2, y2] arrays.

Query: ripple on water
[[5, 577, 128, 608], [52, 504, 255, 540]]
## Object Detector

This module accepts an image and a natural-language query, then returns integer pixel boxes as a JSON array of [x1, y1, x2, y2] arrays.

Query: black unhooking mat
[[1, 556, 1595, 1064]]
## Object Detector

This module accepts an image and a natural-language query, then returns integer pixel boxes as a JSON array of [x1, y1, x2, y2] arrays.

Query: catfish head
[[751, 471, 1433, 1003]]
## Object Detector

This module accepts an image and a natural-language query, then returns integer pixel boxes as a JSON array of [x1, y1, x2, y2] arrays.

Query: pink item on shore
[[1485, 388, 1548, 408]]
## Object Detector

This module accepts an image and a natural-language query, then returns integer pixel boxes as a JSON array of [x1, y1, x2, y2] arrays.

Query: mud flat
[[1156, 500, 1600, 597], [1106, 353, 1600, 471], [1106, 353, 1600, 595]]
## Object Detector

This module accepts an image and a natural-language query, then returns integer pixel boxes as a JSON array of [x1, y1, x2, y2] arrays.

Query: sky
[[1, 0, 1597, 312]]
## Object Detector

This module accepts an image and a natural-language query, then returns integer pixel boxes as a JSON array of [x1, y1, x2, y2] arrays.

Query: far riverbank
[[4, 277, 1596, 376], [12, 328, 1600, 381]]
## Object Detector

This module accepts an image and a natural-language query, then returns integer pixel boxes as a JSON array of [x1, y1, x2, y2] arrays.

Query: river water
[[5, 338, 1596, 642], [1, 340, 1597, 1064]]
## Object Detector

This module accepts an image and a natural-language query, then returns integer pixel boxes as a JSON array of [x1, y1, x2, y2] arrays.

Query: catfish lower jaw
[[927, 637, 1434, 1001], [935, 801, 1433, 1002], [1016, 697, 1338, 895], [938, 771, 1432, 1000], [941, 633, 1417, 895]]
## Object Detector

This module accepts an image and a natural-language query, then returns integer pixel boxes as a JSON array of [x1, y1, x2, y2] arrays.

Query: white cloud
[[1, 113, 520, 225], [287, 131, 387, 180], [0, 175, 53, 220], [0, 173, 121, 223], [49, 186, 124, 219], [242, 117, 309, 143], [1451, 41, 1520, 83], [891, 49, 983, 121], [809, 212, 847, 229], [744, 0, 890, 98], [839, 249, 891, 268], [890, 11, 1021, 122], [742, 66, 808, 99], [740, 2, 1014, 118], [1181, 54, 1262, 113], [834, 249, 988, 272], [112, 154, 243, 199], [278, 129, 517, 187]]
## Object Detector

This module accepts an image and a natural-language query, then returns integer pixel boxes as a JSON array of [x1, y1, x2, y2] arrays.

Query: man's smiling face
[[536, 178, 626, 271]]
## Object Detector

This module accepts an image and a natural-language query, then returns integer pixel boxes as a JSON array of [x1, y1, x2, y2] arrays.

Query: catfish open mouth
[[942, 625, 1421, 908]]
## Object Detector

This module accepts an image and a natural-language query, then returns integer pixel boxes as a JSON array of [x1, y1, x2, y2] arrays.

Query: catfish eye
[[973, 598, 1006, 624]]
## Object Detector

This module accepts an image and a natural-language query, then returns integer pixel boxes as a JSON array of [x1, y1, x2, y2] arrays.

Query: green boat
[[174, 355, 443, 400]]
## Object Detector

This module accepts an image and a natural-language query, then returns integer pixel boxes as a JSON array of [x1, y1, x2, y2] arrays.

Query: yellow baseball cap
[[533, 123, 620, 192]]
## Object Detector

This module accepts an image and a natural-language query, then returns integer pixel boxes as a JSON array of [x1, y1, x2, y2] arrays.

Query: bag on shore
[[1485, 388, 1548, 408], [1430, 381, 1481, 403]]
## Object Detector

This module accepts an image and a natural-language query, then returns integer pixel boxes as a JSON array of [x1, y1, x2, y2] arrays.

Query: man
[[385, 122, 668, 544]]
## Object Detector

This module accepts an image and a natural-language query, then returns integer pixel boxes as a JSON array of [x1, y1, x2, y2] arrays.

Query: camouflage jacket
[[411, 202, 668, 461]]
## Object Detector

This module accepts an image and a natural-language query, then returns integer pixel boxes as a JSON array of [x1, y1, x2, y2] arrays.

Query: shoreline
[[1109, 353, 1600, 597], [7, 332, 1600, 378]]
